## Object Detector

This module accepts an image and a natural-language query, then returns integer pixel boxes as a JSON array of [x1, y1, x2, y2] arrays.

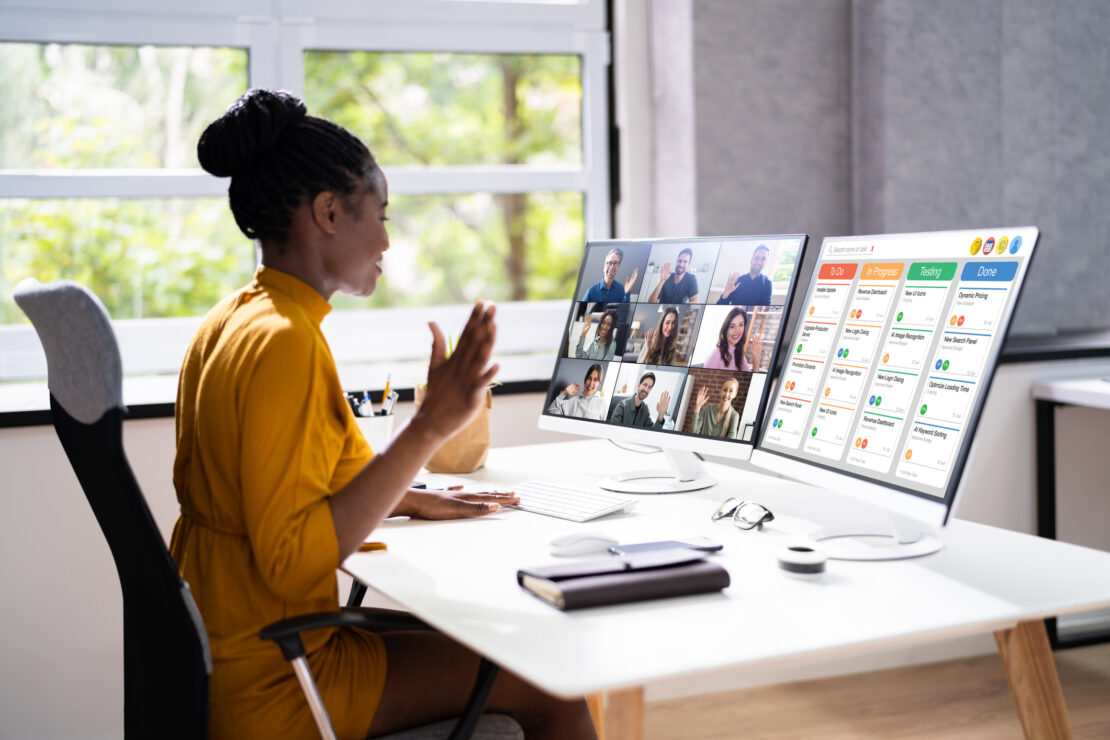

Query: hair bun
[[197, 89, 307, 177]]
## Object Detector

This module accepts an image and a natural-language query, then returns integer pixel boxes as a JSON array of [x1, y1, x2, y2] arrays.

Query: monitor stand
[[599, 448, 716, 494], [807, 513, 943, 561]]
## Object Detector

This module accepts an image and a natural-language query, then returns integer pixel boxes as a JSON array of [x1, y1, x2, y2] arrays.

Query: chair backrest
[[14, 279, 211, 739]]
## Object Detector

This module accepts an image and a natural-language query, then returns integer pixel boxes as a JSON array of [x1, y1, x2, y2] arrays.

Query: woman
[[575, 307, 619, 361], [637, 305, 680, 365], [548, 363, 606, 420], [690, 378, 741, 439], [702, 307, 764, 372], [172, 90, 595, 740]]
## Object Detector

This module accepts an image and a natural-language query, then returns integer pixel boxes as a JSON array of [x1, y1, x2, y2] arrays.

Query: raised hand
[[658, 262, 672, 284], [695, 385, 710, 414], [644, 327, 656, 351], [724, 271, 741, 296], [749, 333, 764, 369], [580, 318, 591, 338], [656, 389, 672, 417], [563, 382, 581, 398], [624, 267, 639, 292], [417, 302, 499, 442]]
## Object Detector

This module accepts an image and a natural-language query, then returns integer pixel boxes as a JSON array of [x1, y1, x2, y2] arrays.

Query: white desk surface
[[1032, 375, 1110, 409], [343, 440, 1110, 700]]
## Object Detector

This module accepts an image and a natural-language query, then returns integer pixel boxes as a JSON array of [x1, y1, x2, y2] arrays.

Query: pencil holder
[[354, 413, 395, 454]]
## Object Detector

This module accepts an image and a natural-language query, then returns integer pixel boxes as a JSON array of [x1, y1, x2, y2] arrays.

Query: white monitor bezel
[[537, 234, 810, 461], [751, 226, 1040, 529]]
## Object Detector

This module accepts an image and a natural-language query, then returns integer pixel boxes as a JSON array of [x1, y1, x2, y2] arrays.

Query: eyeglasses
[[711, 497, 775, 531], [604, 260, 622, 267]]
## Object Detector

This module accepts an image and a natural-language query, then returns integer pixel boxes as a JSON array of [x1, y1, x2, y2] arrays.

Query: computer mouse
[[549, 530, 620, 557]]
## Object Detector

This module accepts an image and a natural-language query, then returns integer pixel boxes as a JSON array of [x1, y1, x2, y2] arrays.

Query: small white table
[[344, 440, 1110, 739], [1032, 375, 1110, 647]]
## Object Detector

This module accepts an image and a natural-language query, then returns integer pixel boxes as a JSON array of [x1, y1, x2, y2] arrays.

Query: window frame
[[0, 0, 611, 395]]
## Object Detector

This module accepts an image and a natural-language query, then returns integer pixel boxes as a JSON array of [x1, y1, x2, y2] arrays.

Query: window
[[0, 1, 611, 391]]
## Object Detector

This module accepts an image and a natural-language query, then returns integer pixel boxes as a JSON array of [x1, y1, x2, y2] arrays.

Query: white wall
[[3, 364, 1110, 734]]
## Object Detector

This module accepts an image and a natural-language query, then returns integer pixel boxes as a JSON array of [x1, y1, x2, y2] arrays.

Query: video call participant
[[648, 247, 699, 304], [702, 307, 765, 372], [690, 378, 741, 439], [583, 247, 639, 303], [611, 372, 671, 428], [176, 89, 595, 740], [575, 307, 619, 361], [638, 306, 681, 365], [548, 364, 607, 420], [718, 244, 772, 305]]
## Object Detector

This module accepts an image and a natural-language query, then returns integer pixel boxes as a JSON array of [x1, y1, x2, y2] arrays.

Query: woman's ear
[[311, 191, 339, 235]]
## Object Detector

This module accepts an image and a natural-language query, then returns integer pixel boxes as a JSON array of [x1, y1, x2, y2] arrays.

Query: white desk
[[344, 440, 1110, 739]]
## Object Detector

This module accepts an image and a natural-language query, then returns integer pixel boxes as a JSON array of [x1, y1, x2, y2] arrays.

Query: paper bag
[[415, 386, 492, 474]]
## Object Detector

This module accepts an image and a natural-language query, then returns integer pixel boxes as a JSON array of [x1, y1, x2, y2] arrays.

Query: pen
[[358, 541, 388, 553], [382, 390, 399, 415], [382, 374, 391, 406]]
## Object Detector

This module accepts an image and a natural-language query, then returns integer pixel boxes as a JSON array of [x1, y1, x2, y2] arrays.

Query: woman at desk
[[172, 90, 595, 740]]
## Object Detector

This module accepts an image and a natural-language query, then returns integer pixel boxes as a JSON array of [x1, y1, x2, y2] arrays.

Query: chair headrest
[[13, 278, 124, 424]]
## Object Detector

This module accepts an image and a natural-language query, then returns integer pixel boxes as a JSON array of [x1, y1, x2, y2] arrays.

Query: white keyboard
[[509, 480, 637, 522]]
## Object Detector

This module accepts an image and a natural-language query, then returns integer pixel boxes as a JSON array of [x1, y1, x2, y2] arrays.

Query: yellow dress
[[170, 266, 385, 740]]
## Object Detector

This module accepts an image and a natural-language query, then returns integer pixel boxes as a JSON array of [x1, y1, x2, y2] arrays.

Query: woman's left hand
[[393, 485, 520, 520]]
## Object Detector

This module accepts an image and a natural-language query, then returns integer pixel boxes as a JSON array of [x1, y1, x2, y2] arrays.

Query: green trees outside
[[1, 43, 587, 323]]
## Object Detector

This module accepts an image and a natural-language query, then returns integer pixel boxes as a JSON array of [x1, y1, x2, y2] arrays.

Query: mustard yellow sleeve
[[238, 326, 340, 601]]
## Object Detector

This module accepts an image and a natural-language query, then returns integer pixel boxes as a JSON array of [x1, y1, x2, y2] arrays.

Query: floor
[[645, 641, 1110, 739]]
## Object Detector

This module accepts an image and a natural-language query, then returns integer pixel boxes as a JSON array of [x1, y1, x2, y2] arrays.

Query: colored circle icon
[[970, 237, 982, 255], [855, 437, 861, 447], [811, 427, 818, 437], [897, 311, 904, 322], [1010, 235, 1022, 254], [998, 236, 1009, 253], [777, 419, 784, 428], [797, 343, 803, 353], [957, 315, 965, 326], [869, 395, 876, 405], [809, 306, 815, 315], [875, 396, 882, 406], [935, 359, 943, 370], [883, 353, 890, 363], [837, 348, 844, 358], [949, 315, 957, 326], [942, 359, 950, 371], [983, 236, 996, 255], [824, 387, 831, 397], [905, 449, 913, 460], [843, 349, 849, 358], [772, 418, 778, 428], [861, 439, 868, 449], [920, 404, 928, 415]]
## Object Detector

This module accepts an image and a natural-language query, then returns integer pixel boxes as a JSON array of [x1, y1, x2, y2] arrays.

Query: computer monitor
[[538, 234, 809, 493], [751, 226, 1040, 559]]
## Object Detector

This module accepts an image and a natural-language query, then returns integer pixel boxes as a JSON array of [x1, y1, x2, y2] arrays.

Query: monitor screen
[[540, 235, 808, 459], [757, 227, 1039, 510]]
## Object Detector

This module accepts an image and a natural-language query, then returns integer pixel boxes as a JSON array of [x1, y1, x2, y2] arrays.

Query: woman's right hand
[[644, 327, 656, 350], [695, 385, 710, 414], [563, 383, 581, 398], [415, 302, 499, 442], [580, 319, 591, 338]]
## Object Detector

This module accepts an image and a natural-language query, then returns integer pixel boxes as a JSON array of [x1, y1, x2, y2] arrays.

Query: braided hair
[[197, 89, 381, 244]]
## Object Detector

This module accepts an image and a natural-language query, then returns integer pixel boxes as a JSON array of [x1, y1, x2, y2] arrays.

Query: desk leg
[[604, 688, 644, 740], [586, 693, 606, 740], [994, 620, 1073, 740]]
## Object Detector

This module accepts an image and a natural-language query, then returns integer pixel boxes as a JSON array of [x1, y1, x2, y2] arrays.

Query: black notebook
[[517, 550, 730, 610]]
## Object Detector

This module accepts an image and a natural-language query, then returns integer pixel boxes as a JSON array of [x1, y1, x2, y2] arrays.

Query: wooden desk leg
[[586, 693, 606, 740], [994, 620, 1074, 740], [604, 688, 644, 740]]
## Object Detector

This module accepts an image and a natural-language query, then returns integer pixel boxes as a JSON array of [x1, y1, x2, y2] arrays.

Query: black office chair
[[13, 278, 521, 740]]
